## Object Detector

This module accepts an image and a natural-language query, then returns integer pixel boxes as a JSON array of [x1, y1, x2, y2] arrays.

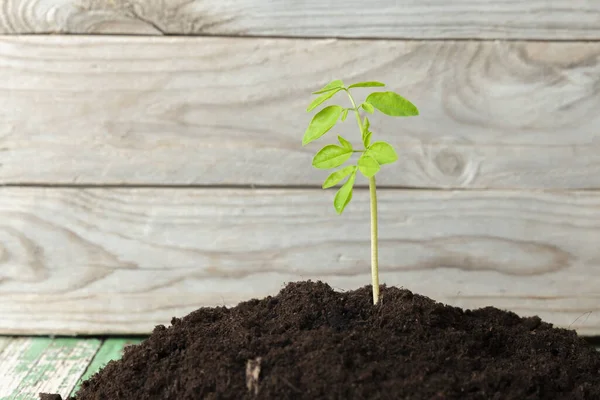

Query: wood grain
[[1, 0, 600, 39], [1, 187, 600, 335], [0, 337, 101, 399], [0, 336, 12, 357], [0, 338, 53, 398], [2, 36, 600, 189]]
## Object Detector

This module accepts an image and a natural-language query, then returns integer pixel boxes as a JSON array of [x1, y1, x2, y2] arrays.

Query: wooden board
[[1, 0, 600, 39], [1, 187, 600, 335], [0, 337, 101, 399], [70, 338, 144, 397], [2, 36, 600, 189], [0, 337, 140, 399], [0, 336, 13, 360], [0, 337, 53, 399]]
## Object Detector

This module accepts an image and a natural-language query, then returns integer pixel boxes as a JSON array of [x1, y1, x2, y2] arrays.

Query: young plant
[[302, 80, 419, 305]]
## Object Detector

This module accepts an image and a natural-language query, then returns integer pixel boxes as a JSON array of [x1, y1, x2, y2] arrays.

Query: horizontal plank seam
[[3, 183, 600, 192], [586, 337, 600, 346], [3, 33, 600, 43]]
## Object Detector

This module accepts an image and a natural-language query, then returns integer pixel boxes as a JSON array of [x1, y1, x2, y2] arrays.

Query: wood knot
[[0, 226, 47, 282], [418, 138, 482, 187], [433, 149, 465, 177]]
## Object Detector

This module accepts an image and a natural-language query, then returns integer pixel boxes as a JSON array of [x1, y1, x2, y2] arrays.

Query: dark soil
[[39, 395, 62, 400], [43, 281, 600, 400]]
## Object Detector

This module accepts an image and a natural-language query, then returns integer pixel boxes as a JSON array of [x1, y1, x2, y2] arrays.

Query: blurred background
[[1, 0, 600, 396]]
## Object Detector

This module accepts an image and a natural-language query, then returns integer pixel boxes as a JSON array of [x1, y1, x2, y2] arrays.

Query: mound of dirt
[[44, 281, 600, 399]]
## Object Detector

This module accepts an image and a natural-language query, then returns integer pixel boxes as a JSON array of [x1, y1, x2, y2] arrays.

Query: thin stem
[[344, 90, 364, 134], [369, 176, 380, 305], [344, 88, 380, 305]]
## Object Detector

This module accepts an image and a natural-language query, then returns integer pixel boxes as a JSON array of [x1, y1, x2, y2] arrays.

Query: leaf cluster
[[303, 80, 419, 214]]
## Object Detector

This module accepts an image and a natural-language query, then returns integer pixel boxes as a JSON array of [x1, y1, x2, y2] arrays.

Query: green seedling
[[302, 80, 419, 304]]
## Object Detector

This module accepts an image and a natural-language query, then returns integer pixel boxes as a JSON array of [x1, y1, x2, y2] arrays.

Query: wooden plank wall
[[1, 0, 600, 335]]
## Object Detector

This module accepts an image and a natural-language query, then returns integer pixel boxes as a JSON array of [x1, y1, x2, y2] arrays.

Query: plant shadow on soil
[[42, 281, 600, 400]]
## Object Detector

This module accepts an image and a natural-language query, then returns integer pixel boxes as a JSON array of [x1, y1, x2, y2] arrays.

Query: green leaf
[[361, 117, 371, 146], [363, 117, 370, 132], [302, 105, 343, 145], [348, 81, 386, 89], [312, 144, 353, 170], [357, 153, 380, 177], [307, 88, 342, 112], [361, 102, 375, 114], [322, 165, 356, 189], [367, 141, 398, 165], [365, 91, 419, 117], [341, 108, 349, 121], [363, 131, 373, 148], [333, 170, 356, 214], [312, 80, 344, 94], [337, 135, 353, 151]]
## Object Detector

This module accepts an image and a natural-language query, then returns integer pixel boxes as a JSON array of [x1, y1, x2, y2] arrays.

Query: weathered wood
[[0, 337, 101, 399], [15, 339, 100, 399], [1, 187, 600, 335], [1, 0, 600, 39], [0, 336, 12, 356], [2, 36, 600, 189], [0, 338, 52, 398], [70, 338, 144, 397]]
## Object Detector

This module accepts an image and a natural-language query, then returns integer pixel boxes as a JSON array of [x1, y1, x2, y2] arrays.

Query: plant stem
[[369, 176, 380, 305], [345, 92, 364, 138], [345, 88, 380, 305]]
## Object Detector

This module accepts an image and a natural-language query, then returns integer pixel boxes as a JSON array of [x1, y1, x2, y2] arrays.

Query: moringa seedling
[[302, 80, 419, 305]]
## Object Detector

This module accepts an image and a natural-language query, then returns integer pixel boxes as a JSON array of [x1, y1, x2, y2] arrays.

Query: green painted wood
[[0, 337, 101, 400], [70, 337, 146, 397], [0, 337, 53, 399]]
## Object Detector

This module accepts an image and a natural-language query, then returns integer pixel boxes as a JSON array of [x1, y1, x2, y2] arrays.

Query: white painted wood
[[14, 339, 100, 399], [1, 0, 600, 39], [0, 336, 13, 356], [0, 337, 100, 399], [1, 187, 600, 335], [0, 338, 50, 398], [1, 36, 600, 189]]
